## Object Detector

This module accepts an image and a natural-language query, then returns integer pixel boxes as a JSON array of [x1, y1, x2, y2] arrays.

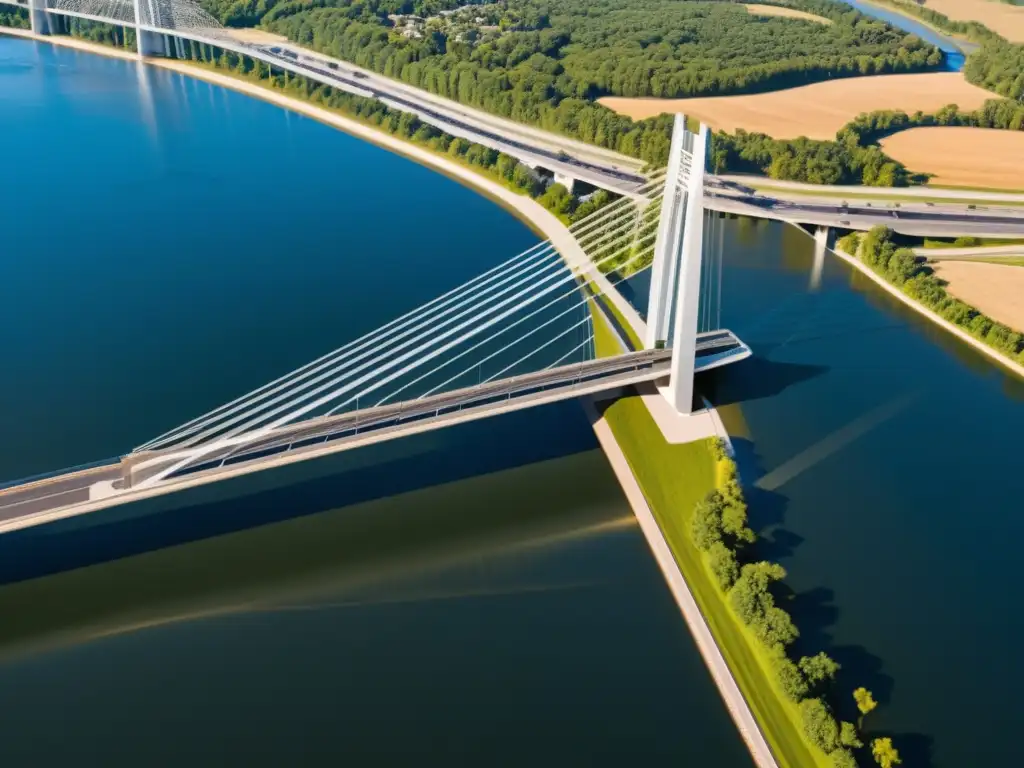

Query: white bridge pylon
[[646, 113, 712, 414], [19, 0, 224, 50], [128, 114, 719, 487]]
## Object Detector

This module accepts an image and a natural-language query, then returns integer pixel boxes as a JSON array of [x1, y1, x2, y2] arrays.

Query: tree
[[729, 561, 787, 625], [800, 698, 841, 753], [752, 605, 800, 647], [840, 721, 863, 749], [721, 501, 756, 546], [772, 652, 809, 701], [854, 687, 878, 718], [691, 492, 725, 551], [707, 541, 740, 590], [799, 652, 840, 693], [872, 737, 902, 768]]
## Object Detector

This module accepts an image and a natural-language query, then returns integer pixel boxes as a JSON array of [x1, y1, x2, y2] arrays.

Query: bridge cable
[[161, 193, 665, 448], [137, 173, 666, 451], [134, 205, 664, 479]]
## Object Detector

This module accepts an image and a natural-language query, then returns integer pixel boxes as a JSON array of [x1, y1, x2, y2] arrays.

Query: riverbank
[[0, 28, 559, 245], [832, 240, 1024, 380], [0, 27, 651, 334], [587, 400, 778, 768]]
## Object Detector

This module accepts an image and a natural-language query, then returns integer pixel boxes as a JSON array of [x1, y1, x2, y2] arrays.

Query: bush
[[691, 492, 726, 551], [800, 698, 841, 753], [772, 651, 810, 701], [707, 541, 740, 590]]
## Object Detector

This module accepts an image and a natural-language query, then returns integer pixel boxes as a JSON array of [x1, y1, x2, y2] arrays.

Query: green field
[[920, 237, 1024, 249], [600, 395, 829, 768]]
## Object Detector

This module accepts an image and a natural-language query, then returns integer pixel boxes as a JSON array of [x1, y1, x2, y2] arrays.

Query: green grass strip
[[602, 396, 829, 768]]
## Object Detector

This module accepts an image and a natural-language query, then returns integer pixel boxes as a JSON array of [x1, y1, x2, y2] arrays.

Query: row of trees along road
[[693, 442, 901, 767], [838, 227, 1024, 364]]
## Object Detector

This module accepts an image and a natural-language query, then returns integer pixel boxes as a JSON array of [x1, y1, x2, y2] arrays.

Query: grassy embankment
[[589, 308, 830, 768], [920, 236, 1024, 248]]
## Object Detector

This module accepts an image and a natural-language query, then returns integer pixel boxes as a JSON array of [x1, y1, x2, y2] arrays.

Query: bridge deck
[[0, 337, 749, 532]]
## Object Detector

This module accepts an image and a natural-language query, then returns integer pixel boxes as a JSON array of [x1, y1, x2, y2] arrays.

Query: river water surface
[[0, 36, 752, 766], [3, 33, 1023, 768]]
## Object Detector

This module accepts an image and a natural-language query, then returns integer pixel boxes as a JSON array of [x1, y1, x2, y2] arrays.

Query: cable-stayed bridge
[[0, 116, 749, 531], [3, 0, 648, 194], [8, 1, 1024, 237]]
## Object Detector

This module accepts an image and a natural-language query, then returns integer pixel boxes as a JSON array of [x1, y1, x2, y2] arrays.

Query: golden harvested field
[[744, 4, 831, 23], [598, 73, 993, 139], [922, 0, 1024, 43], [933, 261, 1024, 332], [880, 126, 1024, 189]]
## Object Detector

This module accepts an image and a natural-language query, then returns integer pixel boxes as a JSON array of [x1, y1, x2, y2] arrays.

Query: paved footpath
[[587, 402, 778, 768]]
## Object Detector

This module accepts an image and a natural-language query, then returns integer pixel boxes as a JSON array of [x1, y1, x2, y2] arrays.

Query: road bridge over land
[[6, 0, 1024, 235]]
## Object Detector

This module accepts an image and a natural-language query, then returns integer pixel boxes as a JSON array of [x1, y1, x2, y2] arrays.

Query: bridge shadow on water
[[729, 435, 935, 767], [697, 353, 828, 407], [0, 400, 602, 588]]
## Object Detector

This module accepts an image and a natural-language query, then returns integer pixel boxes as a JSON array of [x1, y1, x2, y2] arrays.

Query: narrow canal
[[0, 36, 751, 766]]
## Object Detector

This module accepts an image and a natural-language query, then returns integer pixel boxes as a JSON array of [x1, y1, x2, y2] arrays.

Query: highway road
[[716, 175, 1024, 203], [0, 463, 121, 524], [237, 43, 1024, 236], [706, 189, 1024, 238], [253, 43, 649, 194]]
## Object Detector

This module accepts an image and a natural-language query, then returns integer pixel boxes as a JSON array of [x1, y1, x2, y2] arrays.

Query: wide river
[[0, 37, 751, 766], [2, 34, 1022, 767]]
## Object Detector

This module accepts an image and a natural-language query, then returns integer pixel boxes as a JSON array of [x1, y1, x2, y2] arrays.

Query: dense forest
[[965, 38, 1024, 101], [188, 0, 941, 165], [25, 0, 1021, 186]]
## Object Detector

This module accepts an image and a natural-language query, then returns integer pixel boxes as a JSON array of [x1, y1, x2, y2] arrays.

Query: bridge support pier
[[29, 0, 51, 35], [554, 172, 576, 193], [132, 0, 171, 57], [645, 114, 711, 415], [136, 30, 170, 57], [809, 226, 834, 292]]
